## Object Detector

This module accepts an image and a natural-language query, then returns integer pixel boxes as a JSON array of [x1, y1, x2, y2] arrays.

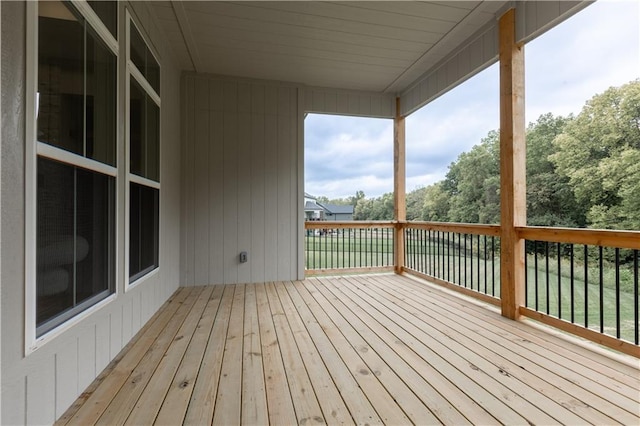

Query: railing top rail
[[305, 220, 396, 229], [517, 226, 640, 250], [403, 221, 501, 236]]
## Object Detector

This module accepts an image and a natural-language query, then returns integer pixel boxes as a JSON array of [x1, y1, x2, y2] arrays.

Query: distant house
[[304, 193, 354, 221], [304, 200, 325, 220], [318, 203, 354, 221]]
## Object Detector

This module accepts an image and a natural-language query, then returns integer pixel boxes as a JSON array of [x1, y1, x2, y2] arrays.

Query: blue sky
[[304, 0, 640, 200]]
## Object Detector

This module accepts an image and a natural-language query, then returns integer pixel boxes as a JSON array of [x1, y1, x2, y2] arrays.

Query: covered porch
[[2, 1, 639, 424], [57, 274, 638, 425]]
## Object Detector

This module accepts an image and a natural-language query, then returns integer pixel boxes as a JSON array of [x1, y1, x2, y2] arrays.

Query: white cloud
[[526, 0, 640, 122], [305, 114, 393, 199]]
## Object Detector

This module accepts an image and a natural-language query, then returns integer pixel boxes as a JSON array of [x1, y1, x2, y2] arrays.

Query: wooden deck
[[57, 274, 640, 425]]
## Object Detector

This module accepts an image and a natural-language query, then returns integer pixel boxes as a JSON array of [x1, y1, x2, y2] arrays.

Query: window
[[127, 18, 160, 285], [33, 0, 117, 337]]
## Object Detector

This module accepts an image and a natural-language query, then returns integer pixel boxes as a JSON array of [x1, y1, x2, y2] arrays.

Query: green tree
[[406, 187, 427, 220], [526, 113, 585, 227], [442, 131, 500, 223], [353, 197, 373, 220], [421, 183, 450, 221], [351, 190, 366, 207], [551, 80, 640, 230]]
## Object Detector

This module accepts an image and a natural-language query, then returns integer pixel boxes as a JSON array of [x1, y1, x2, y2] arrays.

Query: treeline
[[321, 80, 640, 230]]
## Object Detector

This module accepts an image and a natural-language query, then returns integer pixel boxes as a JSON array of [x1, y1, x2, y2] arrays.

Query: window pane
[[129, 183, 159, 280], [86, 25, 117, 166], [38, 1, 84, 155], [75, 167, 116, 304], [37, 157, 115, 331], [130, 77, 146, 177], [38, 0, 117, 167], [130, 23, 146, 77], [37, 158, 75, 324], [146, 52, 160, 95], [88, 1, 117, 38], [130, 77, 160, 181], [129, 22, 160, 94], [146, 97, 160, 181]]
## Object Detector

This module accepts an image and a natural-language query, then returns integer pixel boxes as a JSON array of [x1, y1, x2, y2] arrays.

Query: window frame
[[25, 0, 120, 354], [125, 12, 161, 291]]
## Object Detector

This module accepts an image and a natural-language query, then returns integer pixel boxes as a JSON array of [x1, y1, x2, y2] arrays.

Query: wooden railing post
[[499, 8, 526, 319], [394, 97, 406, 273]]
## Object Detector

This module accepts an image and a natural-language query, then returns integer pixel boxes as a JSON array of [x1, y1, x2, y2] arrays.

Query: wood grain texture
[[394, 97, 406, 274], [499, 8, 526, 320], [406, 221, 500, 236], [517, 226, 640, 250], [58, 276, 639, 425]]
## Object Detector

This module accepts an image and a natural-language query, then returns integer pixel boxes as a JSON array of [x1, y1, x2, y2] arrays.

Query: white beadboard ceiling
[[150, 1, 510, 93]]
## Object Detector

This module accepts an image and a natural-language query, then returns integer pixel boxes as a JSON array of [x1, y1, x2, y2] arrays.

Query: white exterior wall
[[181, 73, 304, 286], [0, 2, 181, 424], [303, 86, 395, 118]]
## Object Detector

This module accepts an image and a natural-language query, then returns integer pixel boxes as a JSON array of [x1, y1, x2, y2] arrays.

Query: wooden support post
[[394, 97, 406, 274], [499, 8, 526, 319]]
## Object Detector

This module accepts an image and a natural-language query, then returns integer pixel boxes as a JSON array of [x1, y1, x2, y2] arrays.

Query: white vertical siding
[[77, 329, 95, 391], [1, 1, 183, 423], [516, 1, 588, 44], [264, 89, 279, 282], [181, 74, 302, 285], [237, 83, 253, 284], [194, 77, 210, 286], [26, 360, 55, 425], [182, 77, 196, 286], [208, 101, 224, 284], [250, 85, 266, 283], [303, 86, 395, 118], [55, 344, 78, 416], [400, 22, 498, 116], [95, 319, 110, 373]]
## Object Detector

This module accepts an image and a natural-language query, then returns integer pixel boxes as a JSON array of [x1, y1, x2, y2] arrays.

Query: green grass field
[[305, 234, 639, 343], [305, 233, 394, 270]]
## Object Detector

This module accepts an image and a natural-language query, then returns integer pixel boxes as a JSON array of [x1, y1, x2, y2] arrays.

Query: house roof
[[149, 1, 588, 115], [304, 201, 354, 215], [318, 203, 354, 215], [304, 192, 317, 200], [304, 201, 324, 211]]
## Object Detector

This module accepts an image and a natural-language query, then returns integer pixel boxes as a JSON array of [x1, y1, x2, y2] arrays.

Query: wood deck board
[[183, 284, 235, 425], [315, 276, 516, 425], [95, 287, 206, 425], [382, 275, 640, 416], [125, 285, 216, 425], [254, 282, 298, 424], [276, 281, 380, 425], [374, 274, 640, 418], [367, 274, 621, 424], [59, 274, 640, 425], [288, 280, 415, 425], [212, 284, 245, 425], [154, 284, 225, 425], [264, 281, 325, 425], [57, 287, 192, 426], [358, 274, 613, 424], [241, 283, 269, 425]]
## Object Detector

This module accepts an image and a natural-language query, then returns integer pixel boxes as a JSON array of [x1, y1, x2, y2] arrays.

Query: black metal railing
[[403, 223, 501, 300], [524, 240, 639, 344], [305, 222, 395, 272]]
